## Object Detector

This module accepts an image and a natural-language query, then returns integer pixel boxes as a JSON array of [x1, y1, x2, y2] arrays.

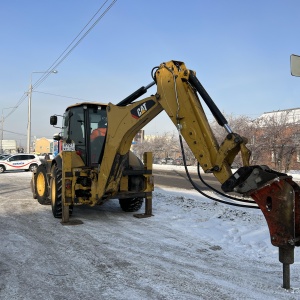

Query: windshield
[[61, 105, 107, 166], [62, 107, 84, 144], [0, 154, 11, 160]]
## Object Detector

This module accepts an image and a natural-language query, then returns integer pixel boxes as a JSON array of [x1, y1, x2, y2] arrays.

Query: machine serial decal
[[63, 143, 75, 151], [131, 100, 155, 119]]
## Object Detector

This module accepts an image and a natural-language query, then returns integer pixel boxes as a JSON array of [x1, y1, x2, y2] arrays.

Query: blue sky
[[1, 0, 300, 146]]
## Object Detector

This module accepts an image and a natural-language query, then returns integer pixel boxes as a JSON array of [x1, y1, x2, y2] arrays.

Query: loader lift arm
[[97, 60, 300, 289]]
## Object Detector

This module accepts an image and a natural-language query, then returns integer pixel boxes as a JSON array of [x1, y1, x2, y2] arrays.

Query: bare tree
[[134, 110, 300, 171], [132, 131, 181, 162], [253, 110, 300, 172], [132, 139, 152, 161], [210, 114, 256, 167], [210, 111, 300, 171]]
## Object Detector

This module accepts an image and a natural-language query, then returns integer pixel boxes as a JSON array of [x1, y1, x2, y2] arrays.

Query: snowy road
[[1, 170, 300, 299]]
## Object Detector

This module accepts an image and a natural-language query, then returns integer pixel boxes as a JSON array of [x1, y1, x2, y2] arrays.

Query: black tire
[[119, 197, 144, 212], [50, 166, 73, 218], [0, 165, 5, 173], [29, 164, 38, 172], [34, 165, 50, 205], [119, 153, 145, 212]]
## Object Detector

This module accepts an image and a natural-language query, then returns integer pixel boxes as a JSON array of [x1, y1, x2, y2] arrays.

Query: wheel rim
[[51, 177, 56, 206], [36, 172, 46, 197]]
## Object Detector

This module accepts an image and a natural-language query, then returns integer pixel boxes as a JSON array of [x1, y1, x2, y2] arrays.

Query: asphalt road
[[153, 166, 222, 191]]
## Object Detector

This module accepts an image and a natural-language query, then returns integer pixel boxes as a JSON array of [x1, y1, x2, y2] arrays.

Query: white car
[[0, 153, 41, 173]]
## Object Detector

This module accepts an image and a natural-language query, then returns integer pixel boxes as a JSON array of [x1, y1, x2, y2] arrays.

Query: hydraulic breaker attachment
[[250, 177, 300, 289], [222, 166, 300, 289]]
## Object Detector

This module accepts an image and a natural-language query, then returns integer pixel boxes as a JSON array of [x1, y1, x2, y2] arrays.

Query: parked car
[[0, 153, 41, 173], [165, 158, 174, 165], [158, 158, 166, 164], [173, 158, 183, 165], [173, 158, 194, 166], [158, 158, 174, 165]]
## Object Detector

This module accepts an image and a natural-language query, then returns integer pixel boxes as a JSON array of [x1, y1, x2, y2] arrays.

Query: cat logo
[[137, 103, 147, 117], [131, 100, 155, 119]]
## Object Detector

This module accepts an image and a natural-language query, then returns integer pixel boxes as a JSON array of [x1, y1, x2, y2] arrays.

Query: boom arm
[[98, 60, 251, 198]]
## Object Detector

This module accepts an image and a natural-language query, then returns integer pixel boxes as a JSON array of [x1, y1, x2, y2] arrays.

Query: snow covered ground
[[0, 166, 300, 299]]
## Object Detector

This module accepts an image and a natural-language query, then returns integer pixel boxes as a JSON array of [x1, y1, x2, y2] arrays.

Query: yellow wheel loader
[[31, 60, 300, 289]]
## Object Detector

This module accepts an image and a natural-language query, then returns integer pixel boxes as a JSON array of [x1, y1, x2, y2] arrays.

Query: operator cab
[[51, 103, 108, 167]]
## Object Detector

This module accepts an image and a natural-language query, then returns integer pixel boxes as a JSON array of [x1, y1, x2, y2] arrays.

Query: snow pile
[[153, 187, 276, 262]]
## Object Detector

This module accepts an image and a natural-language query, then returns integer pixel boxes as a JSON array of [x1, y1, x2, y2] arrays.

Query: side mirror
[[53, 133, 61, 141], [50, 115, 57, 126], [290, 54, 300, 77]]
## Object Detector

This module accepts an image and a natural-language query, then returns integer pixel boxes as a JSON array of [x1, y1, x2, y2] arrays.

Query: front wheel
[[119, 197, 144, 212], [0, 165, 5, 173], [35, 165, 50, 205], [50, 166, 73, 218]]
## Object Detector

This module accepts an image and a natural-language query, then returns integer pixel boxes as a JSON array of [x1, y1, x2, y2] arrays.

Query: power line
[[34, 90, 93, 102], [5, 0, 118, 120], [33, 0, 118, 89], [33, 0, 111, 90], [2, 129, 27, 136]]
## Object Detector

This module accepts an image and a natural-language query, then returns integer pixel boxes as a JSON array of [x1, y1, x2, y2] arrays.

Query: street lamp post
[[1, 107, 17, 154], [27, 70, 58, 153]]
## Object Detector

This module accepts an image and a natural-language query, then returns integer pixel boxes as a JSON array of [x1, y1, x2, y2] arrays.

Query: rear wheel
[[50, 166, 73, 218], [35, 165, 50, 205], [29, 164, 38, 172], [0, 165, 5, 173], [119, 152, 145, 212], [119, 197, 144, 212]]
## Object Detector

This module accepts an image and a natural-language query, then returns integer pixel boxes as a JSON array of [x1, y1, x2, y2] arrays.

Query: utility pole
[[26, 70, 58, 153], [26, 83, 32, 153], [0, 114, 3, 154], [1, 107, 16, 154]]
